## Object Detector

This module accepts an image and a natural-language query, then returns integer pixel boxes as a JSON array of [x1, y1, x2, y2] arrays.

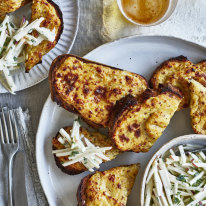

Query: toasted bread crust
[[25, 0, 63, 72], [109, 86, 182, 152], [77, 164, 139, 206], [52, 126, 120, 175], [159, 83, 183, 98], [150, 55, 189, 88], [77, 175, 92, 206], [108, 94, 138, 138], [46, 0, 63, 43], [150, 56, 206, 110], [138, 88, 157, 103], [49, 55, 81, 116], [49, 54, 148, 128]]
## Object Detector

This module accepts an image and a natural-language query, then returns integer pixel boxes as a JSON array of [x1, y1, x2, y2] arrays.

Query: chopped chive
[[71, 151, 79, 156], [9, 22, 14, 28]]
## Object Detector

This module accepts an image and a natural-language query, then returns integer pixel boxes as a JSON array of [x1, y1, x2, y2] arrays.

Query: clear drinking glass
[[117, 0, 178, 26]]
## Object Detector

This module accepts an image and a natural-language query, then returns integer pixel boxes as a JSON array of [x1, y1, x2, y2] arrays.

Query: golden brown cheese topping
[[84, 164, 139, 206], [53, 56, 148, 127], [111, 90, 182, 152], [25, 0, 63, 72], [150, 56, 206, 110], [190, 80, 206, 135]]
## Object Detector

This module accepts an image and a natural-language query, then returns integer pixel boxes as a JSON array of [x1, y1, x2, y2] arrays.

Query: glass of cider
[[117, 0, 178, 26]]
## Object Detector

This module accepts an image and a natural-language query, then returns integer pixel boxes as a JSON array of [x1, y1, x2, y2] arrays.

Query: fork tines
[[0, 107, 19, 144]]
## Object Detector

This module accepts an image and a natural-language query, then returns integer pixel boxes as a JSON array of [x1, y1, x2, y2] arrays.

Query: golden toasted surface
[[110, 88, 182, 152], [190, 80, 206, 135], [78, 164, 139, 206], [0, 0, 30, 19], [52, 126, 120, 175], [150, 56, 206, 110], [49, 55, 148, 128], [193, 61, 206, 87], [25, 0, 63, 72]]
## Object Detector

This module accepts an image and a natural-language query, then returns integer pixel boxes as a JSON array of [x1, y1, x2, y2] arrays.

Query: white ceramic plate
[[36, 35, 206, 206], [0, 0, 79, 93]]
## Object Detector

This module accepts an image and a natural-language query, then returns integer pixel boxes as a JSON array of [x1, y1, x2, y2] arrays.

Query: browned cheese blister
[[109, 86, 182, 153], [25, 0, 63, 72], [77, 164, 139, 206], [49, 55, 148, 128], [150, 56, 206, 110]]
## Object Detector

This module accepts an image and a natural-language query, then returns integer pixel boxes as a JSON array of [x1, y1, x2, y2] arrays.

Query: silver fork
[[0, 107, 19, 206]]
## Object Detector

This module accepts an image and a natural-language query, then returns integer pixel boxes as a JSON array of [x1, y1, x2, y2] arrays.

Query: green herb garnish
[[83, 157, 87, 164], [9, 22, 14, 28], [194, 172, 199, 177], [192, 178, 203, 187], [71, 151, 79, 156], [176, 175, 186, 182], [4, 38, 10, 47], [174, 197, 181, 205]]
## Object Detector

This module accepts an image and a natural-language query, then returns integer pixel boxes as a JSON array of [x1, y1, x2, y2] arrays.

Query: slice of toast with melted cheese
[[52, 126, 120, 175], [150, 56, 206, 110], [109, 85, 182, 152], [25, 0, 63, 72], [190, 80, 206, 135], [49, 54, 148, 128], [0, 0, 31, 20], [193, 61, 206, 87], [77, 164, 139, 206]]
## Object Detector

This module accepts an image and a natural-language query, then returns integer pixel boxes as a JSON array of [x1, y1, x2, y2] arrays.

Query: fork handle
[[8, 154, 14, 206]]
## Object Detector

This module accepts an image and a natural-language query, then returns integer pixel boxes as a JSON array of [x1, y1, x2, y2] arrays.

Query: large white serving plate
[[0, 0, 79, 93], [36, 35, 206, 206]]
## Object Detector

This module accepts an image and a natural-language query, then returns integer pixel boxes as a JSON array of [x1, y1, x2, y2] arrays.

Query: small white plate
[[0, 0, 79, 93], [36, 35, 206, 206]]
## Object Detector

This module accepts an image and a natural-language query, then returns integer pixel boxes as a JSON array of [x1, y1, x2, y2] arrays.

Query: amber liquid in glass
[[121, 0, 170, 25]]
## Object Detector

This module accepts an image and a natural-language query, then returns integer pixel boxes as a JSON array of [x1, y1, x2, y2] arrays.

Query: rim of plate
[[140, 134, 206, 206], [36, 35, 206, 206], [84, 34, 206, 59], [0, 0, 80, 94]]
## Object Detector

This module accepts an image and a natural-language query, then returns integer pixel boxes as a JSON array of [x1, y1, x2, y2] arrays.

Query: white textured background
[[103, 0, 206, 47]]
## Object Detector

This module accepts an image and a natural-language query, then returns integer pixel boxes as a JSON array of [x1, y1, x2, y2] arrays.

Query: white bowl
[[140, 134, 206, 206], [116, 0, 179, 26]]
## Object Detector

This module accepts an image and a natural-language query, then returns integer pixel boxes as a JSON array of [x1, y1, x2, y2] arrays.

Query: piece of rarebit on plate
[[190, 79, 206, 135], [150, 56, 206, 110], [25, 0, 63, 72], [49, 54, 148, 128], [77, 164, 139, 206], [0, 0, 31, 20], [109, 85, 183, 153], [52, 124, 120, 175]]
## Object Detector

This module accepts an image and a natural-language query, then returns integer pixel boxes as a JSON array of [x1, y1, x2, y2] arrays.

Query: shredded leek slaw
[[52, 117, 112, 172], [144, 145, 206, 206], [0, 15, 56, 94]]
